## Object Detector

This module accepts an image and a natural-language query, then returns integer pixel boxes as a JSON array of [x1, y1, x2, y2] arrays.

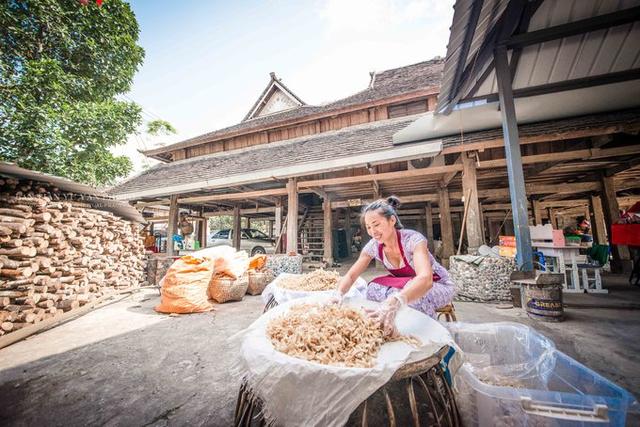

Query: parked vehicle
[[208, 228, 276, 255]]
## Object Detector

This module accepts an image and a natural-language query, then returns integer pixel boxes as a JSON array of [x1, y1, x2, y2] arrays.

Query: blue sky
[[115, 0, 455, 174]]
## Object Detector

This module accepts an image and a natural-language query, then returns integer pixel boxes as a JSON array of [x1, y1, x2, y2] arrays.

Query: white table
[[532, 243, 586, 293]]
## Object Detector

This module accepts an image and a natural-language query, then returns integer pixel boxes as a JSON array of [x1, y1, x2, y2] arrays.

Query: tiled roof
[[142, 58, 445, 158], [111, 108, 640, 199], [110, 115, 420, 197]]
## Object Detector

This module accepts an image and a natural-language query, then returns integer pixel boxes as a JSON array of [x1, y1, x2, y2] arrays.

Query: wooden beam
[[166, 195, 179, 256], [605, 157, 640, 177], [539, 199, 590, 208], [298, 164, 463, 189], [328, 182, 603, 210], [532, 199, 543, 225], [231, 185, 279, 204], [323, 196, 334, 266], [478, 145, 640, 169], [330, 193, 440, 209], [203, 206, 276, 216], [441, 154, 462, 187], [135, 199, 170, 208], [438, 187, 454, 268], [286, 178, 298, 254], [591, 135, 614, 148], [454, 181, 601, 201], [441, 125, 638, 155], [232, 206, 241, 250], [310, 187, 329, 200], [179, 188, 288, 204], [525, 161, 563, 178], [461, 152, 483, 252], [425, 202, 434, 253], [618, 195, 640, 209]]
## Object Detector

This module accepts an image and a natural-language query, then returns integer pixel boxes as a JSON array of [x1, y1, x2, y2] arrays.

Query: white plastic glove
[[366, 294, 406, 338], [329, 289, 345, 305]]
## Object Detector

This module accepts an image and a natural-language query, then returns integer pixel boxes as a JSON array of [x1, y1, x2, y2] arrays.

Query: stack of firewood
[[0, 177, 146, 336]]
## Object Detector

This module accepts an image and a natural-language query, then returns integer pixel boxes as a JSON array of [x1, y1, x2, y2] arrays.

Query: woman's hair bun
[[386, 195, 401, 209]]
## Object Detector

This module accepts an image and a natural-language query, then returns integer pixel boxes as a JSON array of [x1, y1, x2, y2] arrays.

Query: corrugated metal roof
[[473, 0, 640, 97], [436, 0, 640, 113]]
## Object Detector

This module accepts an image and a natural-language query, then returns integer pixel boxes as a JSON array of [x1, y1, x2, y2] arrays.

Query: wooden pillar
[[166, 195, 179, 256], [438, 187, 454, 267], [196, 208, 206, 248], [590, 195, 607, 245], [601, 175, 630, 271], [461, 151, 483, 253], [202, 218, 208, 248], [286, 178, 298, 254], [268, 220, 274, 238], [274, 198, 283, 253], [548, 208, 558, 228], [479, 203, 487, 243], [246, 217, 251, 229], [344, 207, 352, 256], [424, 202, 434, 253], [232, 206, 241, 251], [323, 196, 334, 266], [487, 219, 497, 245], [532, 200, 543, 226]]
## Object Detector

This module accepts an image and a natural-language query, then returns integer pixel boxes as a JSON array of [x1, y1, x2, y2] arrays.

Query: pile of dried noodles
[[267, 303, 421, 368], [277, 269, 340, 291]]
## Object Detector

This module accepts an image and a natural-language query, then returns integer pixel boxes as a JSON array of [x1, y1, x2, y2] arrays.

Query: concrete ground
[[0, 265, 639, 426]]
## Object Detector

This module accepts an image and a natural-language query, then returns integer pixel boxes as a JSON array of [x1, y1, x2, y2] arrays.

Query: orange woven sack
[[248, 254, 267, 271], [155, 255, 215, 314]]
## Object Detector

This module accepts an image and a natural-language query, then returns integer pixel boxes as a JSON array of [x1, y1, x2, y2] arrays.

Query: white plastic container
[[446, 322, 639, 426]]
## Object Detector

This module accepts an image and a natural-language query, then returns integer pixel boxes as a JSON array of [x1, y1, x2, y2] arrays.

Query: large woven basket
[[247, 269, 274, 296], [209, 274, 249, 303]]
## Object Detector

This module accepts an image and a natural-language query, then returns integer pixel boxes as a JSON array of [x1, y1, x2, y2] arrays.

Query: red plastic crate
[[611, 224, 640, 246]]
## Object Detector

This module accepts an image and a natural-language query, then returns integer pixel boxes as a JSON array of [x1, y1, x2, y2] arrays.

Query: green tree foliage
[[146, 119, 176, 136], [208, 216, 234, 234], [208, 216, 271, 236], [0, 0, 145, 186]]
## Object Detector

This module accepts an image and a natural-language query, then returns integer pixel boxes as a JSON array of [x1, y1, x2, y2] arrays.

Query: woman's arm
[[337, 252, 373, 294], [396, 240, 433, 303]]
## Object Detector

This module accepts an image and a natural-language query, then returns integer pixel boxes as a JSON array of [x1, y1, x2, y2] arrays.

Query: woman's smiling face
[[364, 210, 396, 242]]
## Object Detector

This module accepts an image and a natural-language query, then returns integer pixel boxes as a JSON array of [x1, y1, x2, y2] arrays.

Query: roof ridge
[[376, 57, 445, 75]]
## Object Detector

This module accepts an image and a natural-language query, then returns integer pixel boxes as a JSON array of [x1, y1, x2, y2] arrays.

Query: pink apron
[[370, 229, 441, 289]]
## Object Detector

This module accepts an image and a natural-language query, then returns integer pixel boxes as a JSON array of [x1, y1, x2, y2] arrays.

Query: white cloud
[[295, 0, 454, 103]]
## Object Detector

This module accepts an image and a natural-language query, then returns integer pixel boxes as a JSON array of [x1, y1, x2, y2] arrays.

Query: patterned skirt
[[366, 279, 456, 319]]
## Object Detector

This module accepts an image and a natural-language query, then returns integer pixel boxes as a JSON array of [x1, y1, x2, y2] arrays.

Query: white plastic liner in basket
[[261, 273, 368, 305], [230, 294, 461, 427]]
